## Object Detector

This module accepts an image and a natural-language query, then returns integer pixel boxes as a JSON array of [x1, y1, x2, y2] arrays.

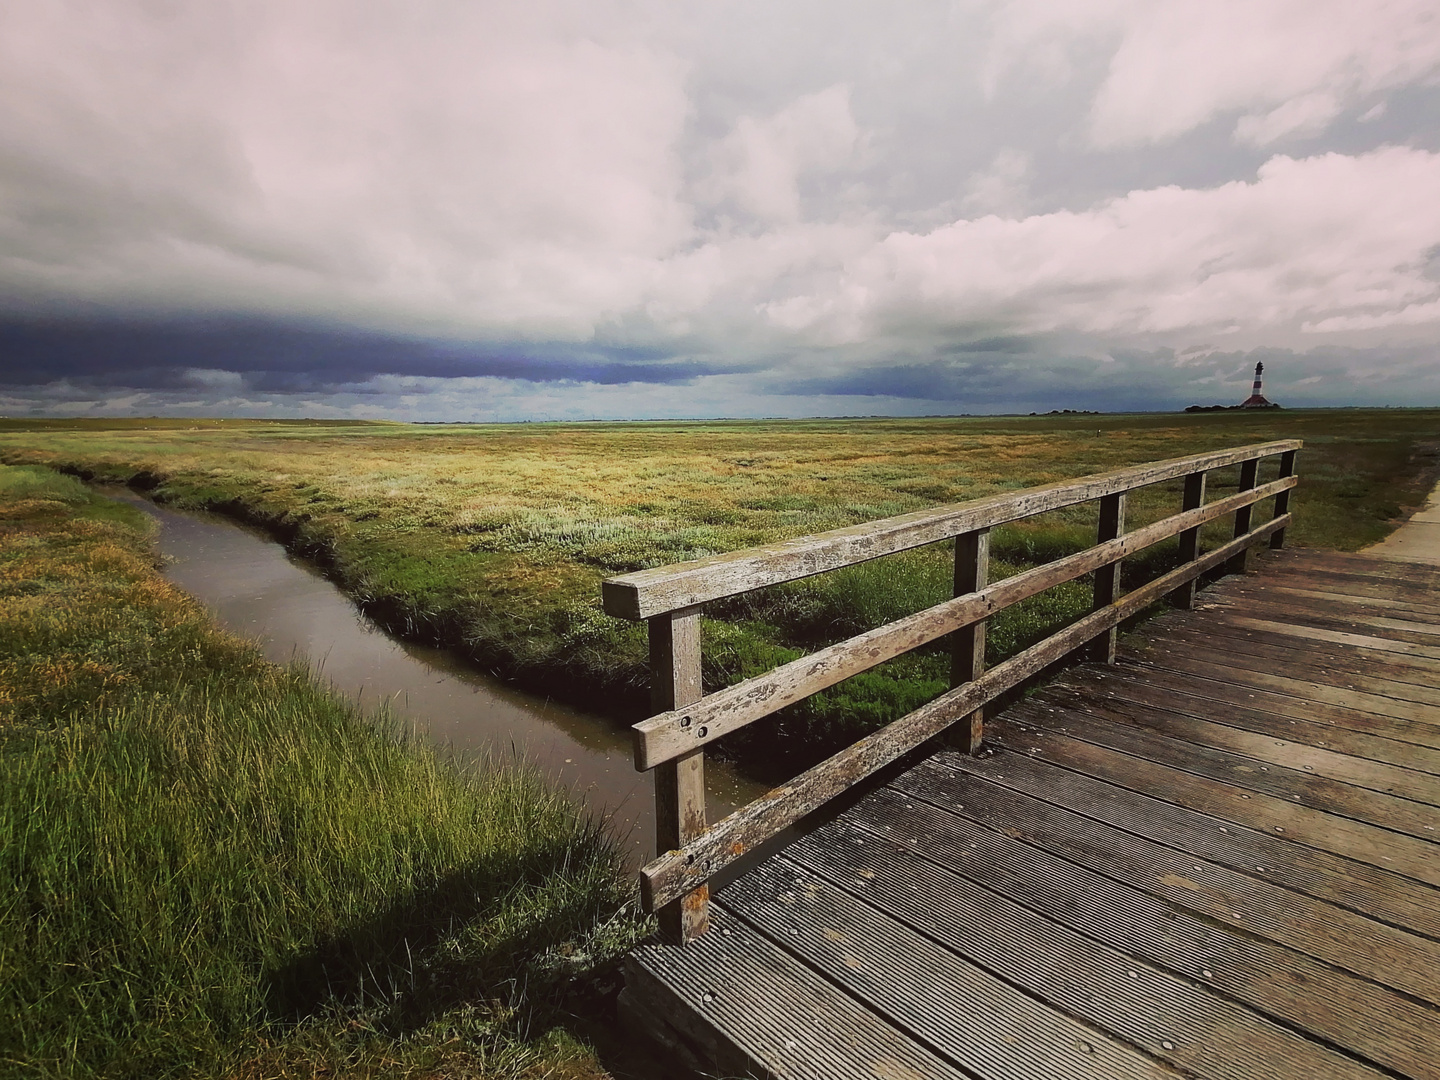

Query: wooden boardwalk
[[621, 548, 1440, 1080]]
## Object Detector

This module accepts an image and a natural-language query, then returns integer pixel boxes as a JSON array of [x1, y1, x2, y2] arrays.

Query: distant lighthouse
[[1240, 362, 1274, 408]]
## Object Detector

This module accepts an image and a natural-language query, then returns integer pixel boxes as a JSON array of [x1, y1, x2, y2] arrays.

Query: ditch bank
[[115, 490, 763, 866]]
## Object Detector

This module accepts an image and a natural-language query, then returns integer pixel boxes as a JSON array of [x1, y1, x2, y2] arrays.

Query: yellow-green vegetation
[[2, 410, 1436, 776], [0, 465, 643, 1080]]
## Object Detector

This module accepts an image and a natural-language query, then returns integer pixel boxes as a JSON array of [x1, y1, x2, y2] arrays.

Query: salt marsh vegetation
[[2, 409, 1435, 777], [0, 465, 642, 1079]]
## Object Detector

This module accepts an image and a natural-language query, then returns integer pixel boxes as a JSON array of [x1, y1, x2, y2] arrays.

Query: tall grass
[[1, 412, 1436, 779], [0, 466, 641, 1079]]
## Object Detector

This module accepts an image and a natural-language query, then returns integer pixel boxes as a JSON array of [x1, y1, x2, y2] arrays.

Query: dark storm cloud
[[0, 317, 733, 392], [937, 336, 1033, 355], [770, 351, 1182, 413]]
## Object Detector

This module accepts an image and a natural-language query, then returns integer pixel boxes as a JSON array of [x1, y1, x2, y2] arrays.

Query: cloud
[[765, 146, 1440, 349], [699, 85, 861, 222], [1304, 298, 1440, 332], [1099, 0, 1440, 146], [961, 149, 1031, 217], [983, 0, 1440, 147], [0, 317, 742, 392], [0, 0, 693, 338], [1233, 93, 1344, 147], [0, 1, 1438, 416]]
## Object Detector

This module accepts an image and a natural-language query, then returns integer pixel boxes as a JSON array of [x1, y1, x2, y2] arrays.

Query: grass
[[1, 409, 1437, 778], [0, 465, 645, 1080]]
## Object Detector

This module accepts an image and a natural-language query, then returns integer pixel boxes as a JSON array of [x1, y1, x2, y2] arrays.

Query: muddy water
[[120, 494, 765, 866]]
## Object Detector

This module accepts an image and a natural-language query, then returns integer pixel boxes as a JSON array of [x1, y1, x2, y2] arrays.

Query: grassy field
[[2, 409, 1436, 777], [0, 464, 645, 1080]]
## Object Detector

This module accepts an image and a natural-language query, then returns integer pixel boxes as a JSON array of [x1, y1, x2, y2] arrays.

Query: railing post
[[1228, 458, 1260, 573], [649, 608, 707, 944], [1173, 471, 1207, 609], [1270, 450, 1297, 549], [951, 527, 990, 753], [1091, 493, 1126, 663]]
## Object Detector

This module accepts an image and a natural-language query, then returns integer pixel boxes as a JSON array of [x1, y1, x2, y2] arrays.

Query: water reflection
[[117, 493, 764, 866]]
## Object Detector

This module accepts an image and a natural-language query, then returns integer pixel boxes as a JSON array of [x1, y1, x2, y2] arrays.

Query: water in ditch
[[117, 492, 766, 866]]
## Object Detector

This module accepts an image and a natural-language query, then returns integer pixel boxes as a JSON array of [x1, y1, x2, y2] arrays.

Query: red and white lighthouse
[[1240, 362, 1273, 408]]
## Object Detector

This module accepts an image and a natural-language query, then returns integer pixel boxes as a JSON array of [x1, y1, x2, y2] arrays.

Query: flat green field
[[3, 410, 1436, 776]]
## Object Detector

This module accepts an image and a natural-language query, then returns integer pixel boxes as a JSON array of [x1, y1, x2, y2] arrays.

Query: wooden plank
[[979, 715, 1440, 885], [623, 909, 973, 1080], [1208, 585, 1440, 627], [1033, 682, 1440, 803], [1125, 621, 1440, 695], [1260, 565, 1440, 604], [950, 527, 988, 753], [839, 786, 1440, 1079], [1123, 631, 1440, 708], [1213, 587, 1440, 628], [1240, 550, 1440, 585], [1059, 666, 1440, 771], [1090, 492, 1125, 663], [649, 609, 709, 943], [638, 518, 1288, 910], [633, 484, 1294, 767], [1076, 661, 1440, 750], [773, 832, 1390, 1080], [1277, 549, 1440, 583], [1213, 613, 1440, 663], [1254, 579, 1440, 617], [1157, 612, 1440, 676], [1128, 649, 1440, 725], [722, 861, 1181, 1080], [1237, 582, 1440, 619], [933, 736, 1440, 940], [603, 441, 1300, 619], [1204, 595, 1440, 648], [1266, 557, 1440, 586], [894, 759, 1440, 1004], [618, 962, 762, 1078], [994, 706, 1440, 840]]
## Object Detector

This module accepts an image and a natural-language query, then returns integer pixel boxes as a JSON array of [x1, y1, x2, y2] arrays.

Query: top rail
[[610, 438, 1301, 944], [602, 440, 1301, 620]]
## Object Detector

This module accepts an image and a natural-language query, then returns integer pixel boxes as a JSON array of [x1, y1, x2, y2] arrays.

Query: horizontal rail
[[633, 474, 1297, 768], [603, 440, 1300, 620], [638, 512, 1289, 912]]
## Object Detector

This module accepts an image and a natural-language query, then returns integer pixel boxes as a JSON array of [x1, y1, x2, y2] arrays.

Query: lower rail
[[640, 513, 1287, 910], [602, 440, 1301, 941]]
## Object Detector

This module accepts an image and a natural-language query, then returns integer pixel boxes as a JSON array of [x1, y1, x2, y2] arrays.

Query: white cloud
[[983, 0, 1440, 147], [961, 148, 1032, 217], [1233, 93, 1344, 147], [1305, 298, 1440, 332], [0, 0, 693, 337], [699, 85, 861, 222], [767, 147, 1440, 347]]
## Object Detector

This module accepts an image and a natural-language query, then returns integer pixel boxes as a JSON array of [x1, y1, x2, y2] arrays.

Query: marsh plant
[[0, 466, 643, 1079], [2, 410, 1435, 778]]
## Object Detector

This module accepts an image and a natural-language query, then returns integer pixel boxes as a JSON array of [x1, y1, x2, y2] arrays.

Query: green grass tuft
[[0, 466, 642, 1080]]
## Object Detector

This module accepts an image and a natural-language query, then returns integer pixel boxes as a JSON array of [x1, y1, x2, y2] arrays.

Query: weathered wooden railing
[[601, 440, 1300, 943]]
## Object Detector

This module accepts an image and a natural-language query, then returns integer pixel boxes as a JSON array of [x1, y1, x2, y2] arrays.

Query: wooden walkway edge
[[621, 548, 1440, 1080]]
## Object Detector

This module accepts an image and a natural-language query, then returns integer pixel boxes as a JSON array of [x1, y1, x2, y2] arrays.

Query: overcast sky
[[2, 0, 1439, 419]]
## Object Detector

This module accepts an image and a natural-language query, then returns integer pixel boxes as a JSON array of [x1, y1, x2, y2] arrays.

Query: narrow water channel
[[120, 493, 766, 866]]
